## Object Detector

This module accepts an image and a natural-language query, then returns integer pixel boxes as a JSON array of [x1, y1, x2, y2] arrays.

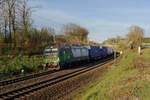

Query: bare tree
[[7, 0, 16, 42], [63, 23, 77, 37], [18, 0, 32, 33], [16, 0, 33, 48], [75, 25, 88, 41], [0, 0, 18, 43], [0, 0, 8, 41], [126, 25, 144, 49], [63, 23, 89, 45]]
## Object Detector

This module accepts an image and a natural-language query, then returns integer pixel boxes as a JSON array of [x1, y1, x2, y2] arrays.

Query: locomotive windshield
[[44, 48, 58, 56]]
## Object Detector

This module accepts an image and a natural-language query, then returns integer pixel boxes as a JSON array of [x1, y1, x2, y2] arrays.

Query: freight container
[[71, 46, 89, 62], [107, 47, 113, 55], [100, 46, 107, 57], [89, 46, 101, 60]]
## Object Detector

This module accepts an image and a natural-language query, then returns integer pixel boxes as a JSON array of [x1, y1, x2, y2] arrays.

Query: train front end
[[43, 46, 60, 69]]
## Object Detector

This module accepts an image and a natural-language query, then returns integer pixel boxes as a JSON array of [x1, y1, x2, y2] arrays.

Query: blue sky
[[30, 0, 150, 43]]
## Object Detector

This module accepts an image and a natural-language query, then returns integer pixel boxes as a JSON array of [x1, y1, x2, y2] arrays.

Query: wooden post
[[138, 46, 141, 55]]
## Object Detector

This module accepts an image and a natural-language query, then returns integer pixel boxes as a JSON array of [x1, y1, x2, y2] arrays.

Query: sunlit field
[[73, 48, 150, 100]]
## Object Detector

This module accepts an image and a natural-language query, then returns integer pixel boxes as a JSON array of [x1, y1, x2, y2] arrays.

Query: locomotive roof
[[59, 46, 70, 48], [45, 46, 57, 49], [45, 45, 110, 49]]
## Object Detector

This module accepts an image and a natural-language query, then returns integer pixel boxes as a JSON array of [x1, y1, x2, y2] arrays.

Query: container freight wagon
[[88, 46, 102, 60], [43, 46, 89, 69], [71, 46, 89, 63], [85, 46, 108, 60], [100, 46, 108, 57]]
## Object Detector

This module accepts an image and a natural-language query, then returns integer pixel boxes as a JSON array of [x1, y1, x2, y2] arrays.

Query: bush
[[0, 65, 22, 77], [0, 55, 43, 78]]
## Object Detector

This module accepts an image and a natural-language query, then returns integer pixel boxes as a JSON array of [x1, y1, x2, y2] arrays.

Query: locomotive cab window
[[44, 48, 58, 56]]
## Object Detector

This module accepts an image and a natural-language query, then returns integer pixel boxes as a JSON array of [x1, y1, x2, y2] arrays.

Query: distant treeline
[[103, 25, 148, 50], [143, 38, 150, 43]]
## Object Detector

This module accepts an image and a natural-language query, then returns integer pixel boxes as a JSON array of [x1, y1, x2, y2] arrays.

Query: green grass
[[72, 48, 150, 100], [0, 55, 44, 78], [143, 38, 150, 43]]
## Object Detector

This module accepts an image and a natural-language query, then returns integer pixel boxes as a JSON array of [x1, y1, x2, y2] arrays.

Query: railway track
[[0, 58, 101, 87], [0, 54, 117, 87], [0, 56, 116, 100], [0, 69, 58, 87]]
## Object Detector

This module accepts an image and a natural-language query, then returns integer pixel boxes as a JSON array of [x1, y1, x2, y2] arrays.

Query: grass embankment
[[0, 55, 43, 79], [73, 48, 150, 100]]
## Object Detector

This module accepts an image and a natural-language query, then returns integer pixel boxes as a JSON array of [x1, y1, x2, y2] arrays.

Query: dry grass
[[127, 56, 150, 71]]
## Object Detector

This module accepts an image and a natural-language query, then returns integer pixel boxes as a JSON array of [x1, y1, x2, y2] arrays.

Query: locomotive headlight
[[51, 57, 59, 66], [57, 57, 60, 62]]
